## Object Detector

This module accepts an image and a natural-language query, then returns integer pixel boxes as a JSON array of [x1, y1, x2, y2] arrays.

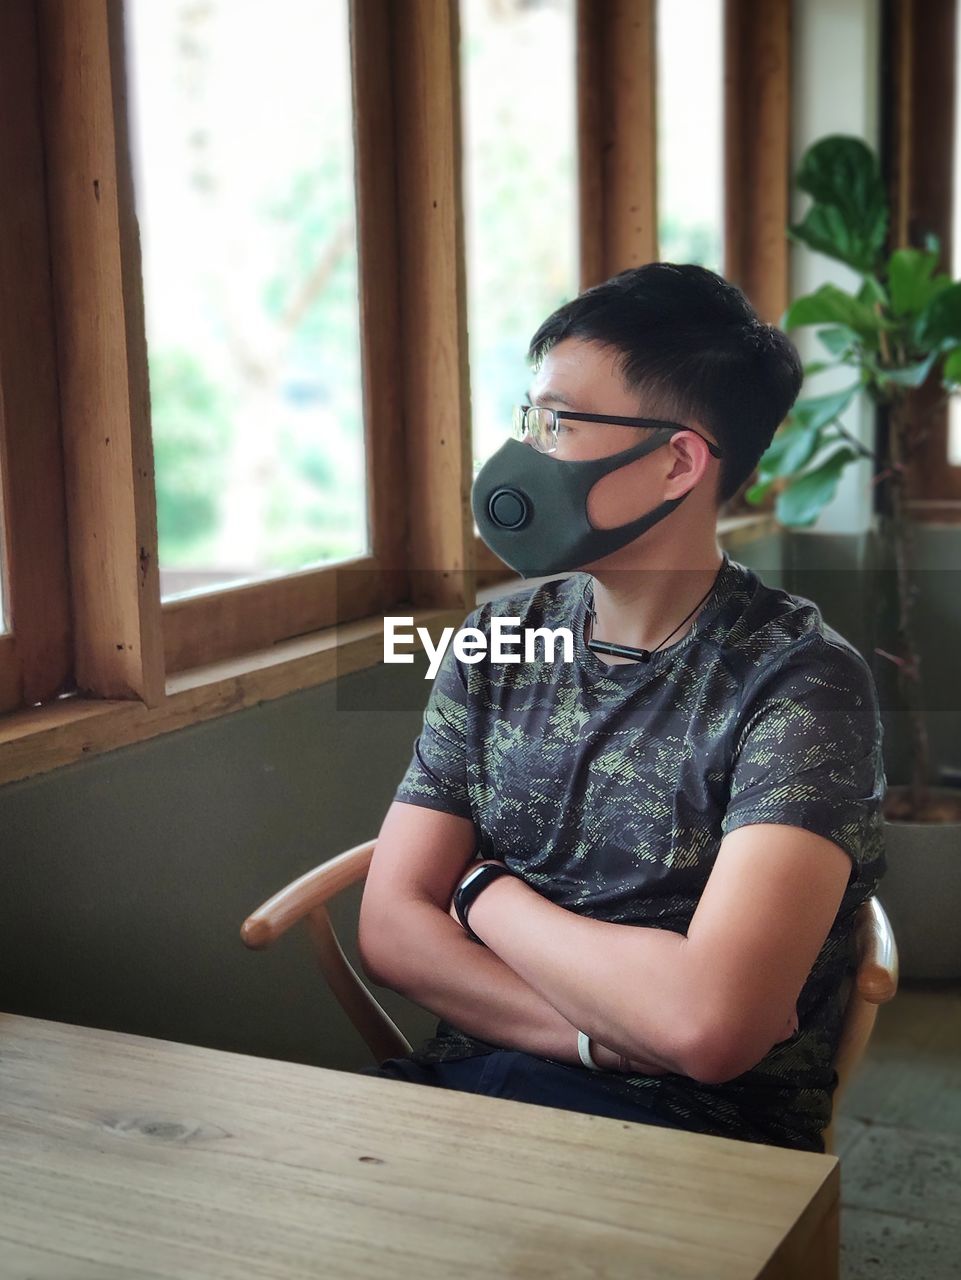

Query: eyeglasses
[[511, 404, 724, 459]]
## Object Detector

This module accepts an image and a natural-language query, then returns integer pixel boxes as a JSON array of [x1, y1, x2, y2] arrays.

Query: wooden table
[[0, 1013, 839, 1279]]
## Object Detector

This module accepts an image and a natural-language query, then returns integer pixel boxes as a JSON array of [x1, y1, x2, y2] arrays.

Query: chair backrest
[[242, 849, 899, 1154], [821, 895, 899, 1154]]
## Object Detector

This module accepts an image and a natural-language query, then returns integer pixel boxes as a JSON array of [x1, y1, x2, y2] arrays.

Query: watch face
[[460, 864, 489, 891]]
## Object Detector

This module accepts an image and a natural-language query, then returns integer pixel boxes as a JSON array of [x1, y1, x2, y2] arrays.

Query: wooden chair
[[822, 895, 899, 1154], [240, 841, 899, 1154], [241, 839, 411, 1065]]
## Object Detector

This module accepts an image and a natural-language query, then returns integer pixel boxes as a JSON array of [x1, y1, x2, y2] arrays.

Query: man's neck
[[586, 545, 725, 662]]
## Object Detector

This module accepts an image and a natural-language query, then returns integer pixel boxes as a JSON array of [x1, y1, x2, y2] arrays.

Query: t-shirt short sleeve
[[720, 634, 886, 885], [392, 609, 481, 821]]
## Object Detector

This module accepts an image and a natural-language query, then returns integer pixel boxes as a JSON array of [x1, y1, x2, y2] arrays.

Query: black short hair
[[527, 263, 804, 505]]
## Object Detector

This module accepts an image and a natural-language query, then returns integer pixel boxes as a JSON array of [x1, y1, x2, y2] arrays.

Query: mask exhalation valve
[[488, 487, 530, 530]]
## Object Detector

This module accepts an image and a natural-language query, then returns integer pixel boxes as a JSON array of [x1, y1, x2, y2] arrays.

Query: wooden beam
[[351, 0, 409, 585], [887, 0, 955, 257], [887, 0, 915, 252], [35, 0, 165, 704], [723, 0, 792, 324], [162, 555, 391, 675], [0, 604, 468, 788], [884, 0, 960, 503], [577, 0, 658, 288], [391, 0, 475, 609], [0, 0, 72, 711]]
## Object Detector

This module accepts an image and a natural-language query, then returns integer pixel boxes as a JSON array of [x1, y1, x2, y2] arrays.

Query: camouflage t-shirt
[[392, 550, 887, 1153]]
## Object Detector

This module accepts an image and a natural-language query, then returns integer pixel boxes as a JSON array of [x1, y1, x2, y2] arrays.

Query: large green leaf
[[784, 285, 882, 340], [787, 208, 864, 271], [817, 326, 858, 356], [915, 283, 961, 347], [943, 347, 961, 385], [775, 446, 860, 527], [748, 420, 825, 505], [802, 360, 837, 377], [791, 385, 860, 433], [789, 136, 888, 272], [796, 136, 883, 206], [888, 248, 953, 317], [744, 476, 777, 506], [756, 421, 822, 482], [874, 351, 939, 389], [858, 276, 889, 309]]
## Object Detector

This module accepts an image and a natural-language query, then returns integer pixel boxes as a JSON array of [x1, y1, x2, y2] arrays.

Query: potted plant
[[746, 134, 961, 979]]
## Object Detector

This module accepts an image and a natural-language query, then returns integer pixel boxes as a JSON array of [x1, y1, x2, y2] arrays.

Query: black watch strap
[[454, 863, 516, 943]]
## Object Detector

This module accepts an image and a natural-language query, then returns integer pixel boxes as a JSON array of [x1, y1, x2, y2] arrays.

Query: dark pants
[[360, 1048, 692, 1132]]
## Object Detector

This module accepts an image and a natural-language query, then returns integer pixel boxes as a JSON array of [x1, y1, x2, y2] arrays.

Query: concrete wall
[[781, 526, 961, 788], [1, 529, 956, 1073], [0, 658, 442, 1074]]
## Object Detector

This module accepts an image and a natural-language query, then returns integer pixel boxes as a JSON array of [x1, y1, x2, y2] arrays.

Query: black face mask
[[471, 428, 688, 578]]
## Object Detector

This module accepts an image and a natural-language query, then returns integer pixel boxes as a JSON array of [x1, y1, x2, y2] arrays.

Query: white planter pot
[[880, 788, 961, 980]]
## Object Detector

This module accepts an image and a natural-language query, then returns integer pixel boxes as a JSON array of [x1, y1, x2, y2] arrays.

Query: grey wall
[[780, 526, 961, 787], [0, 659, 442, 1073], [1, 528, 956, 1073]]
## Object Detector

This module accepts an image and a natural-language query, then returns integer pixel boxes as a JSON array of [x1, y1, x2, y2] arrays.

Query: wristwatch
[[453, 861, 518, 944]]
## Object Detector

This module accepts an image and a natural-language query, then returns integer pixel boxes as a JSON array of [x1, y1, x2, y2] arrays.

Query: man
[[357, 263, 887, 1154]]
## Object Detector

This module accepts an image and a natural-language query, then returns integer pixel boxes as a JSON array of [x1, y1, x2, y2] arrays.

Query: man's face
[[525, 336, 721, 530]]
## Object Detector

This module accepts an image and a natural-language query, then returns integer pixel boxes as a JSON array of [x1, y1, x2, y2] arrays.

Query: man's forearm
[[361, 899, 586, 1065], [465, 875, 700, 1076]]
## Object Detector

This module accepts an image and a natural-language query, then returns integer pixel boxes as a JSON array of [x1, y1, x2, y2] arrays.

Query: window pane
[[460, 0, 579, 475], [125, 0, 367, 601], [657, 0, 724, 270]]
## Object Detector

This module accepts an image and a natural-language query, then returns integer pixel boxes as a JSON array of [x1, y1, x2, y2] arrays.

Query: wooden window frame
[[0, 0, 776, 785], [721, 0, 792, 518], [476, 0, 659, 587], [479, 0, 793, 567], [163, 0, 476, 670], [145, 0, 472, 673], [723, 0, 791, 329], [884, 0, 961, 517], [0, 0, 72, 715]]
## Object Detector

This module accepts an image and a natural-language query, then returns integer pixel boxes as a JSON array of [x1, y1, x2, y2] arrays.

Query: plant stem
[[827, 417, 880, 462], [882, 395, 931, 814]]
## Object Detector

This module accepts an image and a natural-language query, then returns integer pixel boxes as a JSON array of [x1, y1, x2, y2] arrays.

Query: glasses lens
[[528, 407, 556, 452]]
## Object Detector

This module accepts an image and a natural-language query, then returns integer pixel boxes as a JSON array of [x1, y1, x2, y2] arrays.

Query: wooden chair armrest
[[241, 839, 377, 950], [239, 836, 411, 1063], [854, 896, 899, 1005]]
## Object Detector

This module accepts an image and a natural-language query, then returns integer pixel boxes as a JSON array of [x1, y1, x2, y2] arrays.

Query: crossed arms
[[357, 799, 852, 1084]]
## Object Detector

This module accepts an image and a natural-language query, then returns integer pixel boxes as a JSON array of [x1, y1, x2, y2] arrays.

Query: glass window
[[125, 0, 366, 601], [657, 0, 724, 270], [460, 0, 579, 476]]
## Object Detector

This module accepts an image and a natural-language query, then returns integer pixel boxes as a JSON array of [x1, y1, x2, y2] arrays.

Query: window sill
[[0, 513, 776, 786]]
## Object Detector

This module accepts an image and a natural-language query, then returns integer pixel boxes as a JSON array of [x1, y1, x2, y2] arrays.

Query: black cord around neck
[[582, 562, 724, 663]]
